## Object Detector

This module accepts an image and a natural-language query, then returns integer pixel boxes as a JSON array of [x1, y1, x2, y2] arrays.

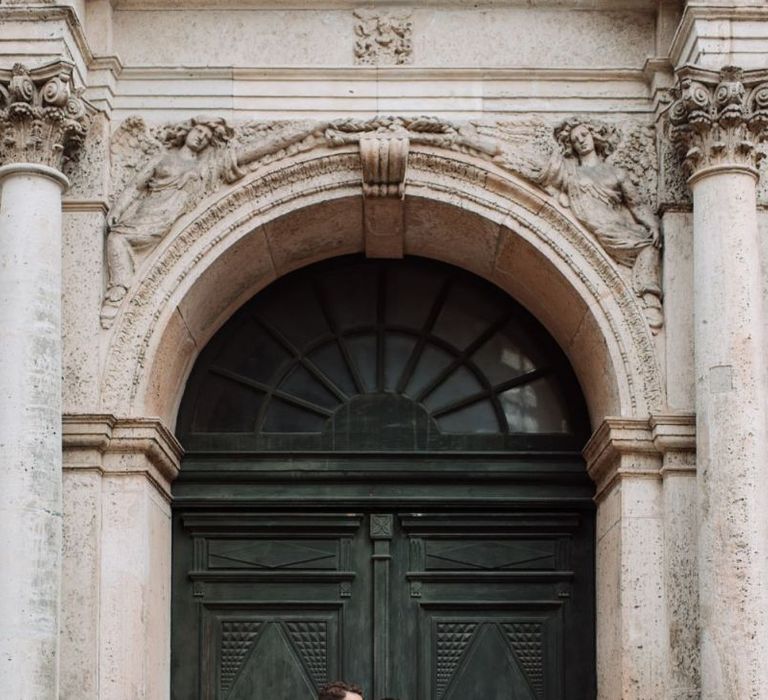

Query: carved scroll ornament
[[0, 61, 93, 171], [103, 114, 662, 332], [669, 65, 768, 178]]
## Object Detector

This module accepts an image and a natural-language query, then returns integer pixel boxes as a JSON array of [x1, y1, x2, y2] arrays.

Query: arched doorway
[[171, 255, 595, 699]]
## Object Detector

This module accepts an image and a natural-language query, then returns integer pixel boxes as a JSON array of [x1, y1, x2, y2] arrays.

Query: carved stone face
[[185, 124, 213, 153], [570, 124, 595, 158]]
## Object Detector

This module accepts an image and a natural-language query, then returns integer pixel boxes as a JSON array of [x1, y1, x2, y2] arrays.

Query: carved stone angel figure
[[104, 116, 320, 309], [496, 118, 663, 331]]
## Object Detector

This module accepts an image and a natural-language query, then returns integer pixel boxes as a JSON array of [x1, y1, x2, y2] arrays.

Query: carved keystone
[[668, 65, 768, 179], [0, 61, 94, 171], [359, 133, 409, 258]]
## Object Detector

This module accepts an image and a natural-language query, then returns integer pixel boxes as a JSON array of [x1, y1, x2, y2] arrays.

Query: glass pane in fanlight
[[193, 374, 264, 433], [471, 331, 537, 386], [307, 342, 357, 397], [404, 344, 454, 399], [385, 263, 446, 330], [384, 333, 418, 392], [435, 401, 499, 433], [346, 333, 377, 392], [500, 376, 571, 434], [323, 265, 378, 332], [432, 280, 505, 351], [216, 322, 289, 385], [423, 365, 484, 411], [279, 364, 341, 410], [262, 399, 328, 433], [257, 279, 329, 349]]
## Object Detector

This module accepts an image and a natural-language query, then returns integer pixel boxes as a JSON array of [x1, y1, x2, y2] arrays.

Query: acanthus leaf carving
[[0, 61, 94, 171], [668, 65, 768, 179], [353, 9, 413, 66]]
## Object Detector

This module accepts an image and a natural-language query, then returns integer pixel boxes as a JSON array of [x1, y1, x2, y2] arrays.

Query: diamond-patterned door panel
[[425, 613, 558, 700], [219, 621, 262, 695], [435, 622, 478, 697], [503, 622, 545, 698], [284, 621, 328, 687]]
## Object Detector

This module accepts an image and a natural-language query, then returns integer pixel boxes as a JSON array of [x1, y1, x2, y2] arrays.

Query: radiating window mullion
[[211, 366, 333, 418], [376, 266, 386, 393], [395, 277, 452, 394], [252, 312, 349, 402], [313, 277, 367, 395], [415, 310, 513, 403], [431, 367, 549, 419]]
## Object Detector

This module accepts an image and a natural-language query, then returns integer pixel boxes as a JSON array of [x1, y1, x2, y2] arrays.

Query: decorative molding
[[359, 132, 409, 199], [0, 61, 95, 171], [100, 145, 664, 420], [353, 9, 413, 66], [62, 198, 110, 214], [62, 413, 183, 496], [118, 65, 651, 83], [669, 4, 768, 70], [668, 65, 768, 181], [583, 413, 696, 498]]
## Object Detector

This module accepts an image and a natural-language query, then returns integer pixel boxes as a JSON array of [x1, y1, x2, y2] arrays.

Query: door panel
[[172, 513, 370, 700], [172, 509, 593, 699]]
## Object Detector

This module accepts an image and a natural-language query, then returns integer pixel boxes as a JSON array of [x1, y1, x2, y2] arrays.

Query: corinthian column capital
[[0, 60, 95, 172], [668, 65, 768, 182]]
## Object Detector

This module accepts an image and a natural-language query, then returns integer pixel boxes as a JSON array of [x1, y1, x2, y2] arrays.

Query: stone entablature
[[0, 61, 93, 171], [669, 65, 768, 180]]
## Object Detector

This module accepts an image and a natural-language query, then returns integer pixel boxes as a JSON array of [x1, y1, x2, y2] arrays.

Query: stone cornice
[[669, 3, 768, 68], [0, 5, 93, 69], [62, 414, 183, 497], [0, 60, 96, 171], [583, 413, 696, 498], [668, 65, 768, 181]]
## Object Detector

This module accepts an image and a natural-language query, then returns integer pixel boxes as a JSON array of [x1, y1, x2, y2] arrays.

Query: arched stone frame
[[78, 144, 692, 700], [99, 144, 664, 425]]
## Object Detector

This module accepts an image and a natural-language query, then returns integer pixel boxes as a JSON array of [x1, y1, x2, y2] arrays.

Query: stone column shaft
[[0, 60, 92, 699], [670, 65, 768, 699], [0, 163, 68, 697], [691, 167, 768, 697]]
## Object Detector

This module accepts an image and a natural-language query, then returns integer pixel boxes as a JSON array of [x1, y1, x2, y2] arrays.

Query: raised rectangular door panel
[[172, 509, 593, 699]]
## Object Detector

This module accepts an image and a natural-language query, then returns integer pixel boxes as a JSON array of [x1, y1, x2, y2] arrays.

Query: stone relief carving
[[104, 114, 662, 332], [325, 115, 500, 158], [668, 65, 768, 177], [353, 9, 413, 66], [0, 61, 93, 171], [493, 117, 663, 332], [101, 116, 325, 327]]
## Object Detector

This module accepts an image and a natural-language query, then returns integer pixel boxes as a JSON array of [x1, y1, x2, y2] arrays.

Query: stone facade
[[0, 0, 767, 698]]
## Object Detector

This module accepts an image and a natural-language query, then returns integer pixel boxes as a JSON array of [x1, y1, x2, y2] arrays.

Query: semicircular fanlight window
[[177, 257, 588, 451]]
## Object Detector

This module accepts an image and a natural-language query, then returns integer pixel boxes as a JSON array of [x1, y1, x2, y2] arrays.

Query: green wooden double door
[[171, 503, 595, 700], [171, 256, 596, 699]]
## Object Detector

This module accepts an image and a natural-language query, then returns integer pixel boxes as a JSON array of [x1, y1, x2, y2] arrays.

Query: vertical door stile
[[370, 514, 394, 699]]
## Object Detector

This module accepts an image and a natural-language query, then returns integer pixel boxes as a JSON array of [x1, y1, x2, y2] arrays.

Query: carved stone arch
[[99, 145, 663, 430]]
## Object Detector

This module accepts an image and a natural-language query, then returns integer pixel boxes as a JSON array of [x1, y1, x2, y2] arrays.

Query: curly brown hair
[[553, 117, 620, 159], [318, 681, 364, 700], [161, 115, 235, 149]]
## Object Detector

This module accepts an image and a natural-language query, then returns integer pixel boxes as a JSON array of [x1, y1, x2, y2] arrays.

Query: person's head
[[554, 117, 619, 161], [318, 681, 364, 700], [163, 116, 235, 151]]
